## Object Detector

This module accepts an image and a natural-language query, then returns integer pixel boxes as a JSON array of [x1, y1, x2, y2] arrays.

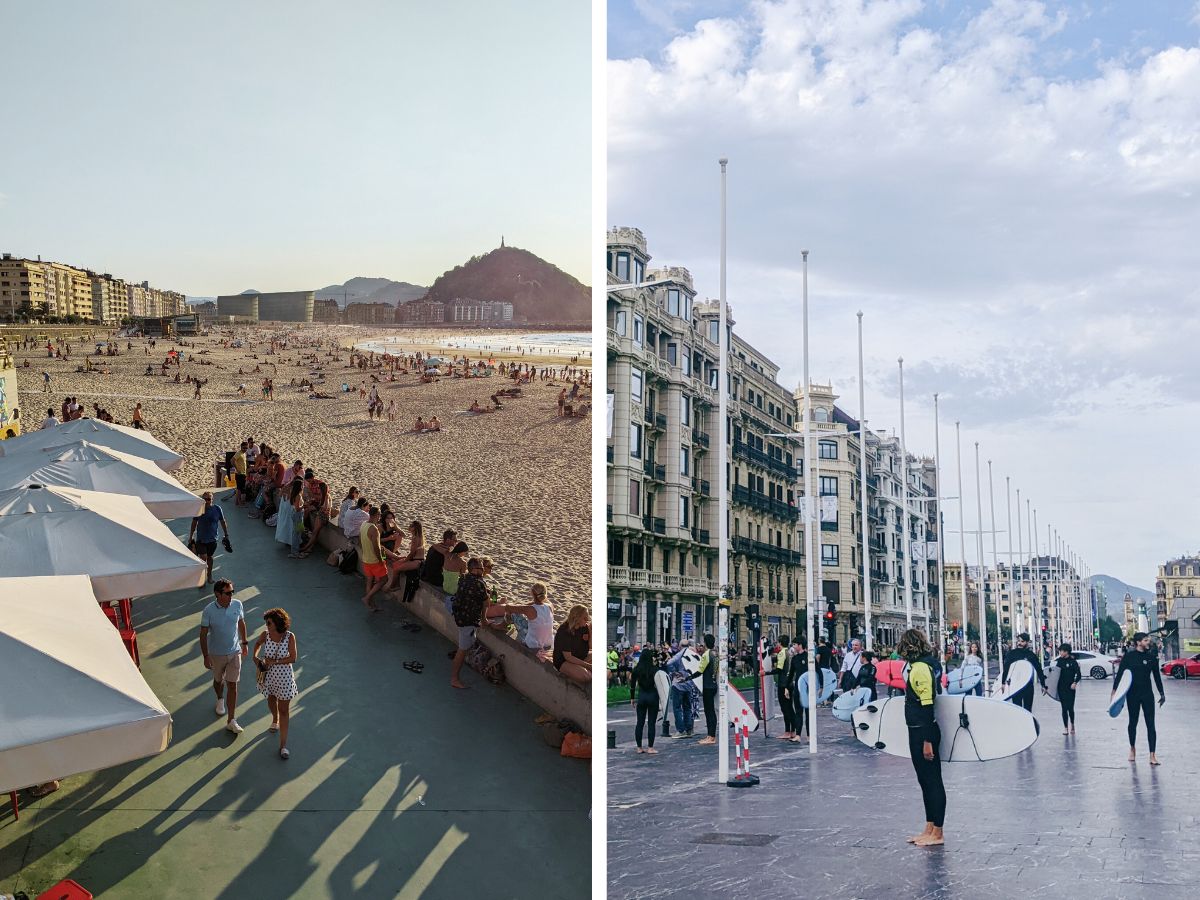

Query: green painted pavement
[[0, 497, 590, 898]]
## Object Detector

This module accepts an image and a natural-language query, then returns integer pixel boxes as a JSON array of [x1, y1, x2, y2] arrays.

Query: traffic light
[[824, 600, 836, 622], [746, 603, 761, 634]]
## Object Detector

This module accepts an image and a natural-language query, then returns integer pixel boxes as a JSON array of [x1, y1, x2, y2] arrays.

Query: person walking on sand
[[132, 402, 146, 430], [199, 579, 248, 735], [253, 606, 299, 759]]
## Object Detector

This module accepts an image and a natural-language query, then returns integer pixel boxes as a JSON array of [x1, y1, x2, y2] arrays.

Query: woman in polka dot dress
[[253, 606, 299, 759]]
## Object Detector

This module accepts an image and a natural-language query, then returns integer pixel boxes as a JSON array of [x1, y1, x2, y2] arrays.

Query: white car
[[1045, 650, 1114, 680]]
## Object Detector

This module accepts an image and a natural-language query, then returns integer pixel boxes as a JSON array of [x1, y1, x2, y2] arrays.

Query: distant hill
[[317, 277, 426, 308], [414, 245, 589, 324], [1093, 573, 1154, 612]]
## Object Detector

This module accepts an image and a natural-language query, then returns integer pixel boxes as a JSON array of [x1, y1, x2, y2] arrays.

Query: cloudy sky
[[0, 0, 590, 295], [609, 0, 1200, 589]]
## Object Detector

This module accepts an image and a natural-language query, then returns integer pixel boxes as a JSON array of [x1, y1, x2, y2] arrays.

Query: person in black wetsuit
[[785, 637, 810, 743], [900, 628, 945, 847], [775, 635, 794, 740], [629, 647, 663, 754], [816, 638, 834, 705], [1114, 631, 1165, 765], [857, 650, 879, 701], [1000, 632, 1047, 711], [1052, 643, 1082, 735]]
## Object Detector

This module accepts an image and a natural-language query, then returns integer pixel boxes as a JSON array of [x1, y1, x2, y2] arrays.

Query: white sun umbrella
[[0, 418, 185, 472], [0, 575, 172, 793], [0, 484, 205, 600], [0, 440, 203, 519]]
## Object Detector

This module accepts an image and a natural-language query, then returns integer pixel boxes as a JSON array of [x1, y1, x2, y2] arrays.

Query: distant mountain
[[1093, 574, 1154, 611], [414, 245, 589, 324], [187, 296, 216, 305], [317, 277, 426, 308], [240, 289, 261, 295]]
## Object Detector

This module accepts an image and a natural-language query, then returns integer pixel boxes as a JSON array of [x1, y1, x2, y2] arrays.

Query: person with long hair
[[629, 645, 662, 754], [1052, 642, 1082, 735], [253, 607, 299, 760], [275, 478, 307, 559], [387, 520, 426, 603], [553, 604, 591, 685], [899, 628, 946, 847], [964, 640, 984, 696]]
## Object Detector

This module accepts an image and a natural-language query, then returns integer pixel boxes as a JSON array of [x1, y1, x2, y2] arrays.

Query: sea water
[[356, 331, 589, 358]]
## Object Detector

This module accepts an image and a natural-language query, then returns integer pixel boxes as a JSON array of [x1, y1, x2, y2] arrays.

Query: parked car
[[1045, 650, 1115, 680], [1160, 653, 1200, 679]]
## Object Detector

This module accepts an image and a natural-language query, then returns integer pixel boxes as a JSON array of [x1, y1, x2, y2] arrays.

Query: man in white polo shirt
[[199, 578, 249, 734]]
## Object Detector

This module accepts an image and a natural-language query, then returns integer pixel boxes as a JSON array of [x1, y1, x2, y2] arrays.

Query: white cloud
[[609, 0, 1200, 584]]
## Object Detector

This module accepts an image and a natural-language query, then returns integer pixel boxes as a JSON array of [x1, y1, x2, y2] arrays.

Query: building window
[[633, 315, 643, 347], [681, 395, 691, 426], [682, 347, 691, 376], [667, 343, 678, 366], [629, 480, 640, 516], [614, 309, 627, 336], [634, 259, 645, 285], [680, 448, 690, 476], [667, 289, 680, 316], [630, 422, 642, 459], [615, 253, 630, 281], [814, 407, 829, 423], [820, 476, 837, 496], [819, 440, 837, 460], [680, 497, 689, 528], [683, 295, 692, 322], [631, 368, 643, 403], [708, 320, 719, 344], [822, 544, 839, 566]]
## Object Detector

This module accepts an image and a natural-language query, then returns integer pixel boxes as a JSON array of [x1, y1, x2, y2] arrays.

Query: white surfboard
[[992, 658, 1035, 701], [1108, 669, 1133, 717], [681, 648, 702, 676], [653, 669, 670, 724], [797, 668, 837, 708], [832, 686, 874, 722], [851, 694, 1040, 762], [727, 683, 759, 732], [945, 664, 983, 695], [1045, 665, 1061, 701]]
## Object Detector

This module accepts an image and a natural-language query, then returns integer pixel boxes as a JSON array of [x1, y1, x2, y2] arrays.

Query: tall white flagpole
[[1050, 525, 1058, 648], [933, 394, 946, 656], [716, 157, 730, 784], [801, 249, 817, 754], [987, 460, 1003, 653], [974, 442, 990, 691], [1033, 507, 1041, 658], [955, 423, 969, 654], [1017, 489, 1027, 638], [898, 358, 913, 629], [857, 312, 871, 651]]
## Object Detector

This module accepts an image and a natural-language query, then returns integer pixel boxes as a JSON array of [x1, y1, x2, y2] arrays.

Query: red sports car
[[1160, 653, 1200, 679]]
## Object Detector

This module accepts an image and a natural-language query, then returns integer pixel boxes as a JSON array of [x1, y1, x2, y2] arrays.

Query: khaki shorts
[[209, 652, 242, 683]]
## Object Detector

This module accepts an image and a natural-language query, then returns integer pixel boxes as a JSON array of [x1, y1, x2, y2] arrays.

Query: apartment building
[[0, 255, 47, 319], [606, 227, 723, 646], [1156, 556, 1200, 657], [344, 301, 396, 325], [313, 298, 341, 323], [397, 300, 445, 325], [88, 273, 129, 323]]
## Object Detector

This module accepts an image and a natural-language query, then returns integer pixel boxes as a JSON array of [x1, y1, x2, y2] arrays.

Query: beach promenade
[[607, 680, 1200, 898], [0, 500, 590, 898]]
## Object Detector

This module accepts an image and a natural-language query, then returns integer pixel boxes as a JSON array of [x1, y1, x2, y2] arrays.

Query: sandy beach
[[7, 325, 591, 625]]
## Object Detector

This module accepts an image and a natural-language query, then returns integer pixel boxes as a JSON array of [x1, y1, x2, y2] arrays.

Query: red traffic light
[[824, 610, 834, 620]]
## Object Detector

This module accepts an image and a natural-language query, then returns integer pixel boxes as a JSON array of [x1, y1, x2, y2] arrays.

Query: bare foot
[[645, 748, 658, 754], [907, 830, 930, 844], [914, 835, 945, 846], [451, 680, 469, 690], [1129, 749, 1136, 762], [1069, 727, 1075, 735], [635, 747, 645, 754], [1150, 754, 1161, 766]]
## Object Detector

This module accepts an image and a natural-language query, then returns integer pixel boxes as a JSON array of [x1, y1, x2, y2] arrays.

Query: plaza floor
[[607, 673, 1200, 899], [0, 499, 590, 899]]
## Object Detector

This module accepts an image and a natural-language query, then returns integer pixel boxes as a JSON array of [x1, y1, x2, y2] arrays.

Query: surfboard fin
[[873, 742, 886, 750], [856, 723, 869, 731]]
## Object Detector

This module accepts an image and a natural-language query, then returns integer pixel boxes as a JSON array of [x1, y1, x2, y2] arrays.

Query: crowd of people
[[207, 436, 591, 694]]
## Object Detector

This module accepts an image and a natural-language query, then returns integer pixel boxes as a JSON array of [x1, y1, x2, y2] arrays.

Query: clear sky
[[609, 0, 1200, 588], [0, 0, 591, 295]]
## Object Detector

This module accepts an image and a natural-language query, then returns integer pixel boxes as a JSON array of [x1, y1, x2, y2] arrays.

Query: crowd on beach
[[202, 435, 593, 693]]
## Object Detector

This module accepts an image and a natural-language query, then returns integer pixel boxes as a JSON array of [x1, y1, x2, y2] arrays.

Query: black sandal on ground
[[403, 661, 424, 673]]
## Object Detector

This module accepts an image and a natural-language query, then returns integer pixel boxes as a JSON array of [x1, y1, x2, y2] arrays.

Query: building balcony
[[732, 439, 799, 480], [642, 515, 666, 535], [642, 460, 667, 481], [732, 536, 803, 567], [607, 566, 719, 596], [691, 476, 711, 497], [692, 429, 710, 449], [690, 526, 711, 545]]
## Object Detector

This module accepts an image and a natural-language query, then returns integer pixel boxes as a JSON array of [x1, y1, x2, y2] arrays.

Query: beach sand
[[8, 326, 591, 625]]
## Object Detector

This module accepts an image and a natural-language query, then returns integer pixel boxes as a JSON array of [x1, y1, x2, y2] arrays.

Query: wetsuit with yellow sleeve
[[904, 654, 946, 828]]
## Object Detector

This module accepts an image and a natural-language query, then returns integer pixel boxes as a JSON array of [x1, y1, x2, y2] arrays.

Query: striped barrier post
[[726, 684, 760, 787]]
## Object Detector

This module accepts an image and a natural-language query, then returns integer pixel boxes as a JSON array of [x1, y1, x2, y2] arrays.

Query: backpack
[[451, 574, 488, 627], [465, 639, 506, 685], [338, 547, 359, 574]]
